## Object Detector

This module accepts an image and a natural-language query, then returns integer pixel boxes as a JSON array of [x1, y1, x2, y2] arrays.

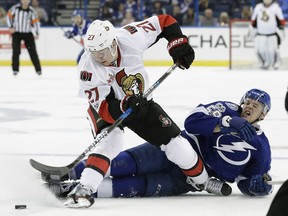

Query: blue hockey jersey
[[70, 19, 92, 37], [182, 101, 271, 183]]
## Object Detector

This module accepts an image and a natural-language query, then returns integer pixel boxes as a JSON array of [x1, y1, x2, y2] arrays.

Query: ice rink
[[0, 65, 288, 216]]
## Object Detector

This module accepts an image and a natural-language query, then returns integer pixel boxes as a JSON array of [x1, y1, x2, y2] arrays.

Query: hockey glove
[[276, 27, 286, 44], [246, 25, 257, 41], [167, 36, 195, 69], [220, 116, 256, 141], [121, 95, 149, 122], [64, 31, 74, 39], [64, 183, 95, 208], [248, 174, 273, 196]]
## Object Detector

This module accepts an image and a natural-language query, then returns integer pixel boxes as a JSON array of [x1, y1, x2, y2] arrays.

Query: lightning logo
[[214, 135, 257, 166]]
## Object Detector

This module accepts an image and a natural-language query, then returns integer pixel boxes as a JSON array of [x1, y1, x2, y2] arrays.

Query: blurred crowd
[[0, 0, 287, 27]]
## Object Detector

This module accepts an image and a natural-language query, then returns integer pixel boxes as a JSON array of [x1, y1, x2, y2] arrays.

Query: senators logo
[[80, 71, 92, 81], [116, 69, 144, 96], [159, 115, 172, 127]]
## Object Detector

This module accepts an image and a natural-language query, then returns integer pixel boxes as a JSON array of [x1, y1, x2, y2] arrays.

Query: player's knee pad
[[160, 135, 198, 170], [110, 151, 138, 177], [255, 36, 268, 59], [92, 127, 124, 160]]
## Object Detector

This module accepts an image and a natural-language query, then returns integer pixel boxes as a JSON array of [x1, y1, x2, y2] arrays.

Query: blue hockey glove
[[220, 116, 256, 141], [64, 31, 74, 39], [248, 174, 273, 196], [167, 36, 195, 69]]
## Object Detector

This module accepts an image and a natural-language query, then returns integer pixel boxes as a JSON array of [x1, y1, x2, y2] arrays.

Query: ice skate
[[44, 180, 78, 199], [204, 177, 232, 196], [187, 177, 232, 196]]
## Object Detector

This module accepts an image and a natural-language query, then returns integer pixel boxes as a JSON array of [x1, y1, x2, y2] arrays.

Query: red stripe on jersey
[[182, 157, 204, 177], [280, 19, 286, 27], [99, 100, 116, 124], [157, 14, 177, 30], [86, 154, 110, 176], [87, 107, 98, 133]]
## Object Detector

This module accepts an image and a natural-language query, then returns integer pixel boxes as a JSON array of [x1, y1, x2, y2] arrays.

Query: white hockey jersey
[[251, 2, 285, 35], [77, 15, 176, 125]]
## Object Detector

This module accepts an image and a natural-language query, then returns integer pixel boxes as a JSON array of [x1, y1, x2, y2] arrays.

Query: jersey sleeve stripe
[[157, 14, 177, 30]]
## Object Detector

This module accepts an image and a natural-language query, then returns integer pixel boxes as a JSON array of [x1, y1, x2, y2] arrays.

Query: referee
[[7, 0, 42, 76]]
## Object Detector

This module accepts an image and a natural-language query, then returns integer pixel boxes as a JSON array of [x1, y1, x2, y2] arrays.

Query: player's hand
[[64, 31, 74, 39], [167, 36, 195, 69], [122, 94, 149, 121], [220, 116, 256, 141], [64, 183, 94, 208], [248, 174, 273, 196]]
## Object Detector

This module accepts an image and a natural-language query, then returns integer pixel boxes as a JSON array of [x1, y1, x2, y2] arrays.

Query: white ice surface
[[0, 66, 288, 216]]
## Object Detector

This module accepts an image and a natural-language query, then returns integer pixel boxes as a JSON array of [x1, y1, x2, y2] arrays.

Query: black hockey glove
[[121, 95, 149, 122], [64, 31, 74, 39], [167, 36, 195, 69]]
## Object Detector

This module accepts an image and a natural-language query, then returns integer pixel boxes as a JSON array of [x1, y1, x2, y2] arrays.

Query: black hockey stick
[[30, 63, 178, 176], [53, 20, 83, 46]]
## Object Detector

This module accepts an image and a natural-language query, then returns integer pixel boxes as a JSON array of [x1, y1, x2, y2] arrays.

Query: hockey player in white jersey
[[64, 15, 232, 208], [250, 0, 285, 69]]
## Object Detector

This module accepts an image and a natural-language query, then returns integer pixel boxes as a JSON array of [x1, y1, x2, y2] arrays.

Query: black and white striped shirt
[[6, 3, 40, 35]]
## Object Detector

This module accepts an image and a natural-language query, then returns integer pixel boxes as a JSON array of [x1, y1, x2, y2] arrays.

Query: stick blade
[[29, 159, 70, 175]]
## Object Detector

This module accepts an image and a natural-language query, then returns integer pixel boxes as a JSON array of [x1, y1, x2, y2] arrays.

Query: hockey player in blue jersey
[[64, 9, 92, 63], [46, 88, 273, 198]]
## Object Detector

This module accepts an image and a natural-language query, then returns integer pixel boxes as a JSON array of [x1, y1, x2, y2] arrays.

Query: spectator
[[151, 1, 166, 16], [0, 6, 7, 26], [217, 11, 229, 27], [241, 5, 252, 20], [120, 9, 135, 26], [99, 3, 114, 24], [31, 0, 48, 26], [171, 5, 183, 25], [113, 3, 126, 26], [198, 0, 215, 12], [182, 7, 195, 26], [124, 0, 138, 20], [198, 8, 217, 27], [180, 0, 194, 14]]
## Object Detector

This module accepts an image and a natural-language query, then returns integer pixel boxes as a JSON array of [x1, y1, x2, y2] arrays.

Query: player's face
[[241, 98, 265, 123], [90, 47, 116, 66], [73, 16, 83, 26]]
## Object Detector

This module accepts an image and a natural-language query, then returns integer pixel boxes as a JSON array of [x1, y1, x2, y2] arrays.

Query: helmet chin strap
[[251, 112, 265, 125], [110, 44, 118, 64]]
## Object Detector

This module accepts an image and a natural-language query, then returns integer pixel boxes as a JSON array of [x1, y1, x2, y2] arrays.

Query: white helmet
[[84, 20, 117, 52]]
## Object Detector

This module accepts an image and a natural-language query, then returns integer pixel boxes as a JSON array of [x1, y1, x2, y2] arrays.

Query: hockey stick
[[30, 63, 178, 175], [53, 20, 83, 46]]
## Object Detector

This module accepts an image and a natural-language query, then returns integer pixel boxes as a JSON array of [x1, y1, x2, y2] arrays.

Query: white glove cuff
[[221, 115, 232, 127]]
